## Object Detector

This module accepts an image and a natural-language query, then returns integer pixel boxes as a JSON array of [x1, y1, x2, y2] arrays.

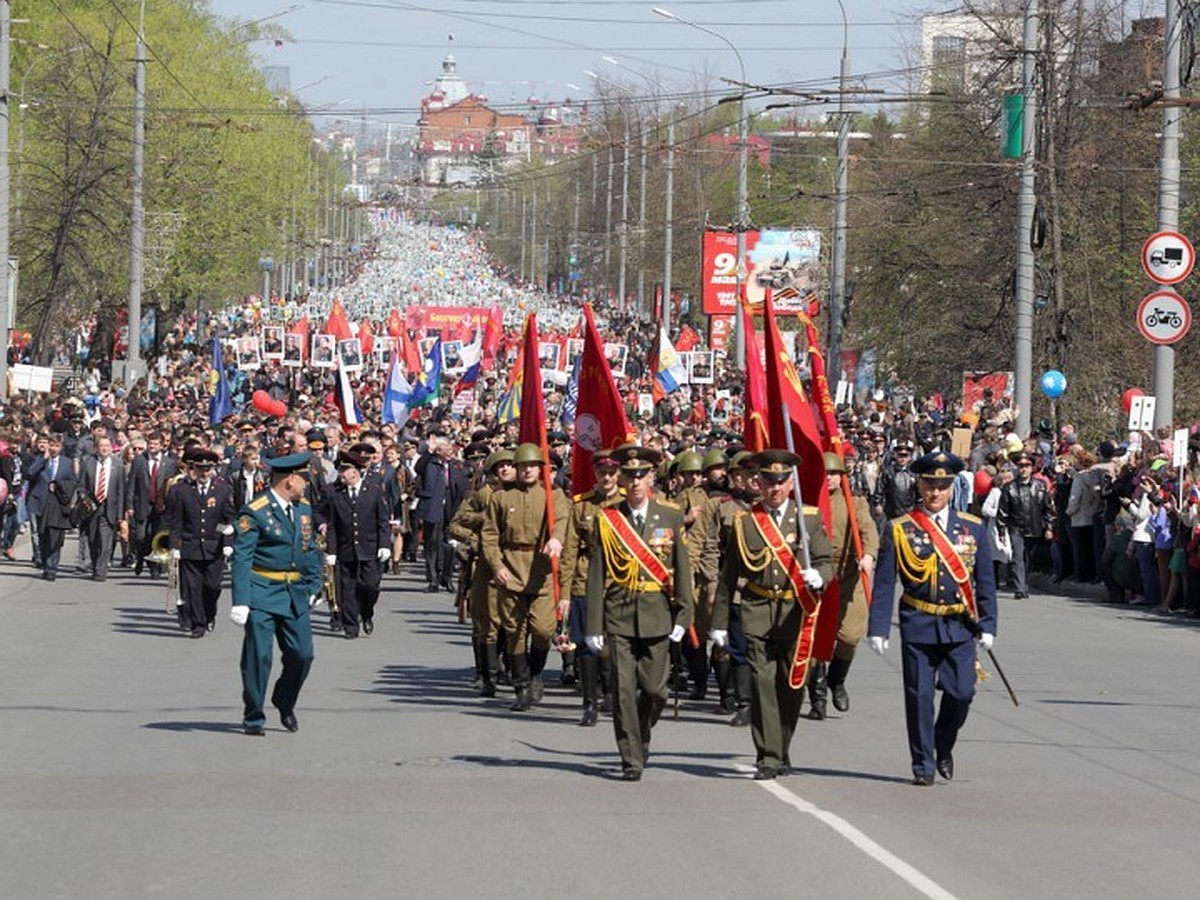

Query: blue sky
[[206, 0, 936, 128]]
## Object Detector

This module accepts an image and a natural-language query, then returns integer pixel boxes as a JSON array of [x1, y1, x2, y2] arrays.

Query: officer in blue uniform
[[230, 451, 323, 736], [868, 450, 997, 785]]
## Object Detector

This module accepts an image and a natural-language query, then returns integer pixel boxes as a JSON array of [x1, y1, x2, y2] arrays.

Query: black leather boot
[[805, 661, 828, 720], [713, 652, 735, 713], [730, 663, 752, 727], [685, 641, 708, 700], [827, 656, 852, 712], [480, 643, 500, 698], [510, 655, 533, 712], [578, 652, 600, 726], [559, 648, 578, 686], [527, 646, 549, 703], [599, 655, 614, 712], [471, 640, 486, 690]]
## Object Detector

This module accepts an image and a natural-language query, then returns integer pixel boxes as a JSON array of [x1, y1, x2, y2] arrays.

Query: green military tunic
[[449, 481, 500, 642]]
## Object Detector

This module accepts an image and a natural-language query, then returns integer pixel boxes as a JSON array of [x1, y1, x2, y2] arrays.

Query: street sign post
[[1141, 230, 1196, 285], [1136, 290, 1192, 345]]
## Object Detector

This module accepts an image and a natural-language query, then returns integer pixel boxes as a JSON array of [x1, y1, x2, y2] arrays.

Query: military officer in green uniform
[[585, 444, 694, 781], [711, 450, 834, 779], [481, 442, 570, 712], [230, 451, 324, 736]]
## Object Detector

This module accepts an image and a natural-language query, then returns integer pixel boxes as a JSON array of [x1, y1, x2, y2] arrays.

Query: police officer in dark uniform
[[584, 444, 694, 781], [230, 452, 323, 736], [324, 450, 392, 638], [166, 448, 236, 637], [868, 450, 998, 785]]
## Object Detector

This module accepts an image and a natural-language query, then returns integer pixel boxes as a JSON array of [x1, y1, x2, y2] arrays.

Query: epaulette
[[957, 511, 982, 524], [802, 504, 820, 515], [573, 492, 587, 503], [248, 495, 270, 511], [733, 509, 748, 519], [657, 499, 682, 510]]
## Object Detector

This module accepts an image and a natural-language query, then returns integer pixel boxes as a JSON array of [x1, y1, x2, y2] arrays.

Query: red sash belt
[[600, 508, 671, 590], [906, 509, 978, 620]]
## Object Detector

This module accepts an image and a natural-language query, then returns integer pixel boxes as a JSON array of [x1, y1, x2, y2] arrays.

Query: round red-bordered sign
[[1136, 290, 1192, 344], [1141, 230, 1196, 285]]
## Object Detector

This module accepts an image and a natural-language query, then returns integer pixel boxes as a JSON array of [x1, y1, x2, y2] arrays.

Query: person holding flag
[[710, 450, 834, 780]]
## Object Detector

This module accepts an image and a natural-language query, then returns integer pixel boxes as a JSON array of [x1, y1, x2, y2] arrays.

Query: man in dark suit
[[143, 433, 178, 576], [166, 449, 236, 637], [126, 436, 152, 572], [414, 436, 469, 592], [23, 434, 52, 567], [30, 433, 76, 580], [324, 450, 391, 638], [79, 434, 130, 581], [868, 450, 998, 786]]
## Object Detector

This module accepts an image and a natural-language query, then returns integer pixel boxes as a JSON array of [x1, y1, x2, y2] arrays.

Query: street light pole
[[828, 0, 851, 382], [654, 7, 748, 367], [0, 0, 11, 398], [127, 0, 147, 384]]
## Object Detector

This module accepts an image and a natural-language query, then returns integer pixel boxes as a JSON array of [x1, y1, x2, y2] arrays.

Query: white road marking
[[739, 766, 959, 900]]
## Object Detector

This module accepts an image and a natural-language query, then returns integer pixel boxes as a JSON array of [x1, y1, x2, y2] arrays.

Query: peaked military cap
[[348, 441, 376, 456], [911, 450, 963, 484], [305, 428, 327, 449], [184, 448, 220, 467], [729, 450, 755, 471], [464, 441, 490, 461], [266, 450, 312, 474], [592, 448, 618, 468], [612, 443, 662, 473], [751, 449, 801, 482], [336, 450, 368, 470]]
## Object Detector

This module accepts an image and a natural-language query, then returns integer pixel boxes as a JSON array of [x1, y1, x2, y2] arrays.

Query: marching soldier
[[166, 448, 236, 637], [805, 451, 880, 719], [558, 449, 622, 726], [448, 448, 516, 696], [230, 452, 324, 736], [324, 450, 392, 638], [710, 450, 834, 780], [868, 450, 997, 785], [585, 445, 694, 781], [481, 442, 569, 712], [698, 450, 758, 723], [680, 448, 731, 701]]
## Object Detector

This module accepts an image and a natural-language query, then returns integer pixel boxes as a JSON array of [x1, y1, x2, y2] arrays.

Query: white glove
[[668, 624, 686, 643], [170, 549, 181, 560], [977, 632, 995, 651], [710, 629, 728, 648], [218, 524, 234, 536], [447, 538, 459, 550], [325, 554, 337, 566], [229, 605, 250, 626], [377, 548, 392, 563], [309, 594, 320, 609], [585, 634, 605, 653], [869, 635, 888, 656], [802, 568, 824, 590], [222, 545, 233, 558]]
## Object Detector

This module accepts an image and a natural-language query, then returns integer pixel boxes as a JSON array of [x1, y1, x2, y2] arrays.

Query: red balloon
[[252, 390, 276, 415], [973, 470, 993, 497], [1121, 387, 1145, 413]]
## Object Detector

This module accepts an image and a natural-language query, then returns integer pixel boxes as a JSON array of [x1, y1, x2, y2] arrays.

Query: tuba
[[316, 532, 339, 614], [148, 530, 180, 614]]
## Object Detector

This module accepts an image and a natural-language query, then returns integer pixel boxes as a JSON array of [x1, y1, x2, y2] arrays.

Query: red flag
[[762, 292, 828, 515], [398, 329, 421, 375], [675, 323, 701, 352], [358, 318, 375, 356], [481, 308, 502, 367], [324, 298, 353, 342], [287, 315, 310, 362], [386, 309, 404, 338], [517, 314, 547, 451], [571, 304, 635, 494], [804, 318, 842, 451], [741, 297, 769, 453]]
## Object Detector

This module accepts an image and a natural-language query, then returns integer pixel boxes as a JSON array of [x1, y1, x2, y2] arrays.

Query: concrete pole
[[637, 125, 647, 317], [530, 180, 538, 288], [519, 192, 527, 282], [0, 1, 10, 397], [127, 1, 148, 382], [828, 1, 851, 382], [617, 126, 629, 310], [1013, 0, 1038, 437], [1154, 0, 1182, 429], [663, 117, 675, 333], [604, 143, 613, 295]]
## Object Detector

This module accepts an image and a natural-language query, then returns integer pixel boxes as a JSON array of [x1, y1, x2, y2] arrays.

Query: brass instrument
[[148, 530, 179, 614], [316, 533, 339, 614]]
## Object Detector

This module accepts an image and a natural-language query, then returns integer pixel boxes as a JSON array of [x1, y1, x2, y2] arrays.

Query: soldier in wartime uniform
[[585, 444, 693, 781], [481, 442, 570, 712], [868, 450, 997, 785], [229, 452, 324, 736], [559, 449, 622, 726], [711, 450, 834, 780], [449, 448, 516, 696], [324, 450, 392, 638], [166, 449, 236, 637], [697, 450, 758, 723], [805, 451, 880, 719]]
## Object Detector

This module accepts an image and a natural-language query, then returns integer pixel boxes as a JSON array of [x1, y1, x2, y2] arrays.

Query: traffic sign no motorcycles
[[1141, 231, 1195, 285], [1136, 290, 1192, 345]]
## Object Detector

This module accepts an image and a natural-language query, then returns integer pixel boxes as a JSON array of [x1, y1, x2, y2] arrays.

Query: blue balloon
[[1040, 369, 1067, 398]]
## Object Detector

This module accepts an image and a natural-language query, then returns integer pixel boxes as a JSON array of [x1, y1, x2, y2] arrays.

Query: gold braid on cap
[[597, 515, 641, 590], [733, 515, 772, 574], [893, 521, 938, 590]]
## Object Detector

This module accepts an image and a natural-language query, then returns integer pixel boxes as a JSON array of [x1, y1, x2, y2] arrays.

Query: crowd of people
[[1, 211, 1196, 781]]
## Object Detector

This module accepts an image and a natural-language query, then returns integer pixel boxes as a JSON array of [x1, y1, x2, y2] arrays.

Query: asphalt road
[[2, 543, 1198, 899]]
